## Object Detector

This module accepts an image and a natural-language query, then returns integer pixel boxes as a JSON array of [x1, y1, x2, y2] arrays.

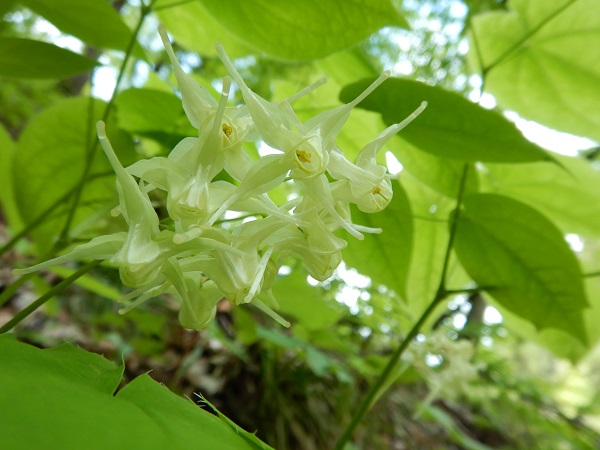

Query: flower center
[[222, 123, 233, 137], [296, 149, 312, 163], [372, 187, 382, 195]]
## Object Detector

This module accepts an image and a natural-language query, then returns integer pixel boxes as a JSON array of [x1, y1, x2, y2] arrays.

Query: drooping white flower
[[17, 27, 429, 332], [209, 44, 391, 231], [97, 122, 161, 271], [329, 102, 428, 213], [177, 219, 282, 305], [160, 26, 255, 181]]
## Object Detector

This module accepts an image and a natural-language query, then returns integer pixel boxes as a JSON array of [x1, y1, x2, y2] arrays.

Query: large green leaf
[[0, 37, 97, 79], [0, 335, 264, 450], [200, 0, 408, 60], [470, 0, 600, 141], [343, 180, 413, 299], [271, 271, 344, 331], [21, 0, 136, 53], [481, 154, 600, 238], [454, 193, 588, 342], [340, 77, 552, 162], [13, 97, 135, 252], [155, 0, 254, 58]]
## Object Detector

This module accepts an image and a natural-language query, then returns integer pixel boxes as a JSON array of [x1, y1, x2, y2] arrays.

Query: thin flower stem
[[0, 260, 101, 334], [334, 164, 470, 450], [56, 2, 151, 247]]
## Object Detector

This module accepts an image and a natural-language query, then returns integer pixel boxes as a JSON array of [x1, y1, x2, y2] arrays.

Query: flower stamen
[[296, 149, 312, 163]]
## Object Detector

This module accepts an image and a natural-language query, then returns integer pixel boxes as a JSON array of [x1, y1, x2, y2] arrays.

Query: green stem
[[334, 164, 470, 450], [0, 260, 101, 334], [0, 274, 31, 308], [56, 3, 150, 247]]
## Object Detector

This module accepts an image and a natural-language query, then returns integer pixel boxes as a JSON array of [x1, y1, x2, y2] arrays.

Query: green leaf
[[343, 180, 413, 298], [340, 77, 552, 163], [497, 277, 600, 362], [195, 395, 275, 450], [481, 154, 600, 238], [0, 0, 17, 17], [0, 335, 262, 450], [271, 271, 343, 331], [199, 0, 408, 60], [155, 0, 254, 58], [115, 89, 185, 133], [454, 193, 588, 342], [0, 37, 97, 79], [114, 88, 195, 147], [305, 346, 332, 377], [256, 326, 304, 349], [396, 142, 480, 198], [21, 0, 136, 53], [13, 97, 135, 252], [470, 0, 600, 141]]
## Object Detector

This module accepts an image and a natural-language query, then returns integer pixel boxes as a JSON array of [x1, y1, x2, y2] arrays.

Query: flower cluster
[[19, 27, 426, 330]]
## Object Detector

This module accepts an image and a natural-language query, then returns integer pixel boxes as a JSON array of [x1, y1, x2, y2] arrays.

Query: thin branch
[[0, 260, 101, 334]]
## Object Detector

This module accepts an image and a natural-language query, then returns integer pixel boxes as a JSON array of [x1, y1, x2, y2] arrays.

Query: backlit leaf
[[340, 77, 552, 162], [155, 0, 254, 58], [454, 193, 588, 342], [481, 154, 600, 238], [470, 0, 600, 141], [0, 38, 97, 79], [200, 0, 408, 60], [21, 0, 136, 53], [13, 97, 135, 252]]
